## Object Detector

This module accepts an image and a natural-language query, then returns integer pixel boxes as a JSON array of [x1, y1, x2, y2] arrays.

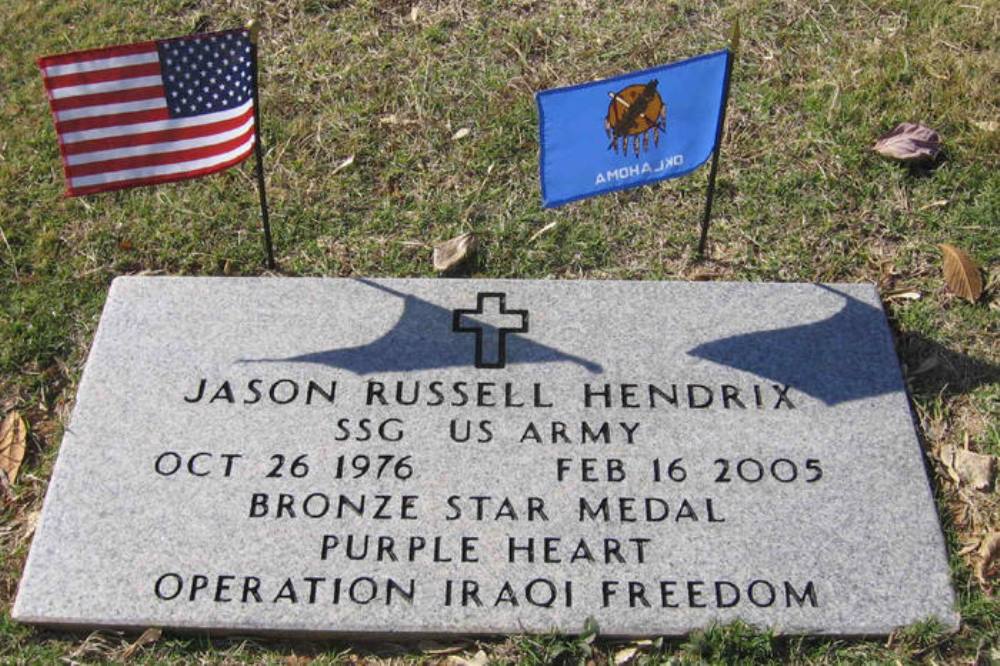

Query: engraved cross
[[452, 292, 529, 369]]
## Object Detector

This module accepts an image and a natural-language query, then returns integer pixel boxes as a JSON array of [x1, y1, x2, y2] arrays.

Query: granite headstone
[[14, 277, 957, 637]]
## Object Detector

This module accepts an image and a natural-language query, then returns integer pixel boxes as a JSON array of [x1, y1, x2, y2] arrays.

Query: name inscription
[[156, 374, 823, 618]]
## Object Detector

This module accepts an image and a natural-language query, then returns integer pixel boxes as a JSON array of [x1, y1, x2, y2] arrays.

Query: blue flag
[[537, 49, 731, 208]]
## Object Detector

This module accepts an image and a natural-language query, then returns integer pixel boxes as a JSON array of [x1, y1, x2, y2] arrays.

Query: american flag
[[38, 29, 257, 197]]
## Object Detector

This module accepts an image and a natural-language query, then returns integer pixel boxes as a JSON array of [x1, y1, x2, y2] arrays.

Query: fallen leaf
[[17, 510, 40, 546], [939, 244, 983, 302], [941, 445, 995, 491], [433, 232, 477, 272], [331, 154, 355, 176], [452, 127, 471, 140], [971, 120, 997, 132], [284, 656, 313, 666], [909, 355, 939, 376], [873, 122, 941, 162], [120, 627, 161, 660], [958, 541, 980, 556], [529, 221, 558, 243], [614, 646, 639, 665], [918, 199, 949, 211], [379, 114, 417, 126], [410, 5, 419, 21], [884, 288, 922, 301], [0, 411, 27, 485], [976, 532, 1000, 587], [447, 649, 488, 666], [420, 643, 465, 655]]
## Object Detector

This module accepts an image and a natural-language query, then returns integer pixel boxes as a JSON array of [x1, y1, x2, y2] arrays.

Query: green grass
[[1, 0, 998, 663]]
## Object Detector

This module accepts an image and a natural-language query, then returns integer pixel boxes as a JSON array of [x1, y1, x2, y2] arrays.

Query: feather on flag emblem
[[605, 79, 667, 157]]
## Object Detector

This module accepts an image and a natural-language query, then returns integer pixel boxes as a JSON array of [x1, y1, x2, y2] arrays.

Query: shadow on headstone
[[242, 278, 603, 374], [688, 285, 907, 406]]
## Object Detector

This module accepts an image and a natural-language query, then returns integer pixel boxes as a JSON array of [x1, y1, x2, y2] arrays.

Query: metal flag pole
[[697, 20, 739, 258], [246, 20, 276, 270]]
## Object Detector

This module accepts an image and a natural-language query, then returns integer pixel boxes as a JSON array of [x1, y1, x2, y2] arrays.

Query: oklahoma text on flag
[[38, 29, 256, 196], [537, 50, 730, 208]]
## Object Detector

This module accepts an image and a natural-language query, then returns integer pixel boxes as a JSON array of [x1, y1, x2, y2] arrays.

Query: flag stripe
[[69, 134, 255, 188], [55, 96, 167, 121], [45, 63, 163, 90], [49, 75, 164, 99], [51, 84, 164, 112], [63, 105, 255, 154], [59, 98, 253, 143], [67, 147, 254, 196], [67, 118, 255, 167], [56, 108, 172, 135], [42, 49, 159, 77]]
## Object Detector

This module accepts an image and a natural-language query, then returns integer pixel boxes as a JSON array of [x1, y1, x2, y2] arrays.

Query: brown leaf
[[940, 445, 995, 491], [0, 411, 27, 485], [433, 232, 477, 272], [614, 646, 640, 665], [976, 532, 1000, 587], [452, 127, 471, 140], [331, 154, 355, 176], [940, 244, 984, 302], [284, 656, 313, 666], [120, 627, 161, 660], [447, 650, 488, 666], [873, 122, 941, 162]]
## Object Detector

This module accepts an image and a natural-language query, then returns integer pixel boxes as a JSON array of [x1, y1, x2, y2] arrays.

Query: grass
[[1, 0, 998, 663]]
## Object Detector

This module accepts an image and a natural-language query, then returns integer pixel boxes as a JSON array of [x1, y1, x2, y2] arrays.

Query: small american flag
[[38, 29, 257, 196]]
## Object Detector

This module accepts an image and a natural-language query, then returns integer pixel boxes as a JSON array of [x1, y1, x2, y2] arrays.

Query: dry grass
[[0, 0, 997, 662]]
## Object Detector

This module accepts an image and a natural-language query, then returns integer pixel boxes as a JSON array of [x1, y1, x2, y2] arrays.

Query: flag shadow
[[688, 285, 909, 406], [242, 278, 603, 375], [898, 332, 1000, 401]]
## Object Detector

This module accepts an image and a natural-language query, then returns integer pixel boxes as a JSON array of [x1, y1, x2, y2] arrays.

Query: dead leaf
[[410, 5, 419, 21], [0, 411, 27, 485], [433, 232, 477, 272], [18, 510, 40, 546], [971, 120, 997, 132], [614, 646, 640, 665], [873, 122, 941, 162], [884, 288, 922, 301], [452, 127, 471, 140], [976, 532, 1000, 586], [940, 244, 983, 302], [331, 154, 355, 176], [528, 221, 558, 243], [447, 650, 488, 666], [910, 355, 939, 376], [941, 445, 995, 491], [918, 199, 949, 211], [958, 541, 980, 556], [120, 627, 161, 660], [284, 656, 313, 666], [379, 114, 417, 126], [420, 643, 465, 655]]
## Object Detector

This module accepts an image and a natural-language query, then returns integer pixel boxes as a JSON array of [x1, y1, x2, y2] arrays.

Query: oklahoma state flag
[[537, 50, 730, 208]]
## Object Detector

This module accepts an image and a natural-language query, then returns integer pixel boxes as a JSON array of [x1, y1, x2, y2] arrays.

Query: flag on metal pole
[[536, 49, 731, 209], [38, 26, 275, 267], [245, 20, 275, 269]]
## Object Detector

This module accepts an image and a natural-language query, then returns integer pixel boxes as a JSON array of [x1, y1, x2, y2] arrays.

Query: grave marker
[[14, 277, 957, 637]]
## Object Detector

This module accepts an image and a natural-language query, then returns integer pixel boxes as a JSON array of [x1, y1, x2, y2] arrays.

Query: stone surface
[[14, 277, 957, 637]]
